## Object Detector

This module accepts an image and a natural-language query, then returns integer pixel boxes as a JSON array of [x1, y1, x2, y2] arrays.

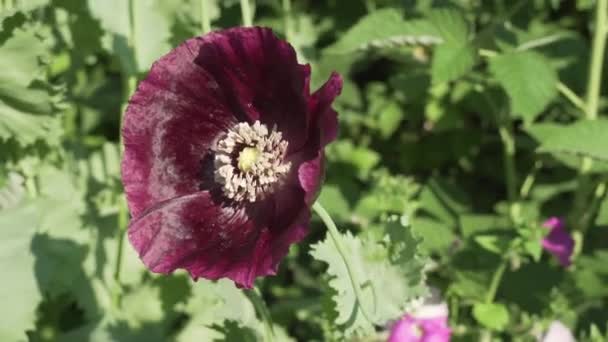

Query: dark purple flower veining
[[121, 27, 342, 288]]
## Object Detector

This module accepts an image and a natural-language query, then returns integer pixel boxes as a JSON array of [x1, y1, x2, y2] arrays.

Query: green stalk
[[240, 0, 253, 26], [498, 118, 520, 223], [312, 202, 373, 323], [571, 0, 608, 231], [282, 0, 293, 41], [485, 261, 507, 303], [113, 0, 138, 307], [200, 0, 211, 34], [245, 287, 275, 342]]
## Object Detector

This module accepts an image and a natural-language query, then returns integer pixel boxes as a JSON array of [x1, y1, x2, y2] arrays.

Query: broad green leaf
[[376, 101, 404, 139], [326, 140, 380, 179], [427, 8, 470, 44], [0, 201, 43, 342], [318, 185, 351, 222], [325, 8, 441, 54], [410, 217, 454, 253], [88, 0, 173, 73], [527, 120, 608, 162], [431, 43, 476, 83], [0, 23, 47, 86], [310, 220, 427, 337], [175, 279, 265, 341], [473, 302, 510, 331], [489, 51, 558, 123]]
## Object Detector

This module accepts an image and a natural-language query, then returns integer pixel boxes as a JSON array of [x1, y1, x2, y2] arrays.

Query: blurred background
[[1, 0, 608, 341]]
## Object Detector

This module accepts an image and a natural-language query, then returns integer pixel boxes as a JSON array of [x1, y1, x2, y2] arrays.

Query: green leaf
[[0, 21, 60, 146], [326, 140, 380, 179], [354, 170, 418, 220], [427, 8, 470, 44], [0, 201, 43, 342], [527, 120, 608, 162], [472, 302, 510, 331], [325, 8, 441, 54], [431, 43, 476, 83], [88, 0, 174, 73], [175, 279, 265, 341], [459, 214, 511, 238], [489, 51, 558, 123], [317, 185, 351, 222], [0, 22, 47, 87], [310, 220, 427, 337], [474, 234, 511, 255], [0, 172, 25, 210]]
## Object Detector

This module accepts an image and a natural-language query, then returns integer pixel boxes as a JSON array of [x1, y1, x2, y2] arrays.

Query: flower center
[[213, 121, 291, 202]]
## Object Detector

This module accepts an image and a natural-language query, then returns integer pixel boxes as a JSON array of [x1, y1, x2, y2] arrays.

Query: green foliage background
[[1, 0, 608, 341]]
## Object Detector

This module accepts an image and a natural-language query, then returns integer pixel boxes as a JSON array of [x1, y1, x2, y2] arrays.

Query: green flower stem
[[282, 0, 293, 41], [114, 0, 138, 306], [240, 0, 253, 26], [245, 287, 274, 342], [556, 82, 586, 113], [498, 120, 520, 223], [485, 260, 507, 304], [312, 201, 373, 323], [200, 0, 211, 34], [520, 161, 542, 199], [571, 0, 608, 232]]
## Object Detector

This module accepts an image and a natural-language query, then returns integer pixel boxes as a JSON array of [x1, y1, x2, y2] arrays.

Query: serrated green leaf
[[490, 51, 558, 122], [473, 302, 510, 331], [325, 8, 441, 54], [0, 21, 61, 146], [527, 120, 608, 162], [354, 170, 418, 220], [176, 279, 264, 341], [0, 23, 47, 86], [310, 221, 427, 337]]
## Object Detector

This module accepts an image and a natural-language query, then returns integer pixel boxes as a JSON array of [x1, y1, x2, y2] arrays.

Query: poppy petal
[[128, 191, 308, 288]]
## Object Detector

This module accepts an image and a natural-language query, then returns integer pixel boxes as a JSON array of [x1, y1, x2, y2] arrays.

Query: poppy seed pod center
[[213, 121, 291, 202], [237, 147, 261, 172]]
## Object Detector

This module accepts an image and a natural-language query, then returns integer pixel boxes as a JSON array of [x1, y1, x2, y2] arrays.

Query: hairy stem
[[240, 0, 253, 26], [282, 0, 293, 41], [245, 287, 275, 342], [200, 0, 211, 34], [485, 260, 507, 303], [498, 119, 520, 223], [313, 202, 373, 323], [113, 0, 138, 306]]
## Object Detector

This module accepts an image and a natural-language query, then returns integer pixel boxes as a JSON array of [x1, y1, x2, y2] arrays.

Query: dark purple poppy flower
[[121, 27, 342, 288], [541, 217, 574, 267]]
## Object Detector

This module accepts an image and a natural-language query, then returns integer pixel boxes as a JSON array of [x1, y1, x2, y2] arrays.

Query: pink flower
[[121, 27, 342, 288], [541, 217, 574, 267], [388, 289, 451, 342], [540, 321, 575, 342]]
